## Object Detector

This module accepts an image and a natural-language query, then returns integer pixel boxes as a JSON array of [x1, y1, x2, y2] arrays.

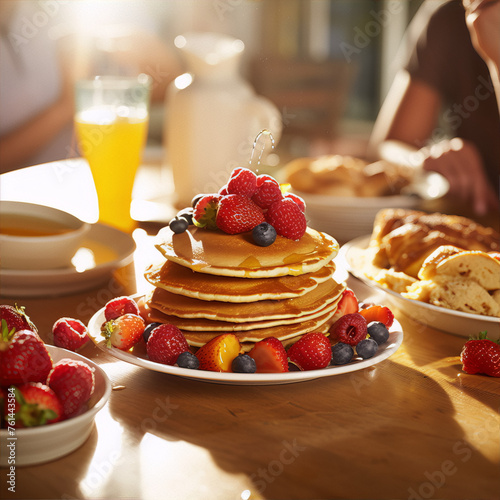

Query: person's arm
[[464, 0, 500, 109], [0, 93, 73, 174], [369, 70, 498, 216]]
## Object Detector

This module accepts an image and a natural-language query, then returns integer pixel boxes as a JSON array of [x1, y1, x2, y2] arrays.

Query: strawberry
[[461, 332, 500, 377], [193, 194, 221, 230], [288, 332, 332, 371], [102, 313, 145, 351], [216, 194, 265, 235], [337, 289, 359, 316], [0, 328, 53, 387], [248, 337, 289, 373], [227, 167, 258, 197], [195, 333, 242, 372], [284, 192, 306, 212], [329, 313, 368, 346], [47, 359, 95, 418], [104, 296, 140, 321], [265, 198, 307, 240], [0, 304, 37, 334], [252, 175, 283, 208], [218, 185, 229, 196], [146, 324, 190, 365], [10, 383, 63, 427], [359, 305, 394, 328], [52, 317, 90, 352]]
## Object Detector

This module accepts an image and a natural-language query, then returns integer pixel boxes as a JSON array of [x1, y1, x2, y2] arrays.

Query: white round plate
[[339, 235, 500, 340], [0, 345, 111, 466], [88, 300, 403, 386], [0, 223, 135, 297]]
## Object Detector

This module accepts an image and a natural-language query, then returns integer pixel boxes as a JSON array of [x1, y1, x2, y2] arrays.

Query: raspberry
[[47, 359, 95, 418], [146, 324, 189, 365], [329, 313, 368, 346], [252, 175, 283, 208], [104, 296, 140, 321], [288, 332, 332, 371], [227, 168, 258, 197], [216, 194, 265, 234], [265, 198, 307, 240], [284, 192, 306, 212], [193, 194, 221, 230], [52, 317, 90, 352]]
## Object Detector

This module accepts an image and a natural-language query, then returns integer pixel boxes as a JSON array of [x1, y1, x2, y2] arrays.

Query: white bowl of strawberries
[[0, 306, 111, 466]]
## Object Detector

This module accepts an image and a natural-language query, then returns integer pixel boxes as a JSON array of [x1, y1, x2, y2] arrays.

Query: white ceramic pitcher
[[165, 32, 282, 208]]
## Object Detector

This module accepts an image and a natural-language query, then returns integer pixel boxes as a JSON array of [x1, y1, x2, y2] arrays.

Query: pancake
[[179, 307, 343, 349], [148, 291, 344, 331], [154, 225, 339, 278], [149, 277, 344, 322], [144, 259, 336, 302]]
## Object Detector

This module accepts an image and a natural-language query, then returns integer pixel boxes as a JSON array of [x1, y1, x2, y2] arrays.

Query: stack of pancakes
[[144, 225, 345, 351]]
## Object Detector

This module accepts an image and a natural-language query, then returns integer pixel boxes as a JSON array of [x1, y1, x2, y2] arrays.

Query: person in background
[[368, 0, 500, 217], [0, 1, 180, 174]]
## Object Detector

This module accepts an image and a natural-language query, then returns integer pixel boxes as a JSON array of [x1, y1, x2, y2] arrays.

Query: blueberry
[[356, 338, 378, 359], [252, 222, 277, 247], [176, 351, 200, 370], [177, 207, 194, 225], [143, 322, 162, 343], [367, 321, 390, 345], [231, 354, 257, 373], [169, 216, 189, 234], [331, 343, 354, 365]]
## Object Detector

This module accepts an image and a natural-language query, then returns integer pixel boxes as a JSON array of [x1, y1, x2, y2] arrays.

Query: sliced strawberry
[[227, 167, 258, 197], [195, 333, 242, 372], [265, 198, 307, 240], [193, 194, 221, 230], [337, 289, 359, 316], [146, 324, 189, 365], [288, 332, 332, 371], [52, 317, 90, 352], [102, 314, 145, 351], [216, 194, 265, 235], [359, 305, 394, 328], [47, 359, 95, 418], [248, 337, 289, 373], [11, 383, 63, 427]]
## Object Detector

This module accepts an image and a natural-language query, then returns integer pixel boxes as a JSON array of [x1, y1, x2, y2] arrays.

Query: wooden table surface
[[1, 160, 499, 500]]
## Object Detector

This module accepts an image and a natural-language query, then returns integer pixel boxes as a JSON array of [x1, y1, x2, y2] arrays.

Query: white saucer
[[0, 223, 135, 297]]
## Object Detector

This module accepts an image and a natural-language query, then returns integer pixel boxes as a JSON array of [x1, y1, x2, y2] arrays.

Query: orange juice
[[75, 107, 149, 232]]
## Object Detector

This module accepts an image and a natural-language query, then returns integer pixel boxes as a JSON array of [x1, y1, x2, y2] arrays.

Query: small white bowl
[[0, 345, 111, 467], [0, 201, 91, 270]]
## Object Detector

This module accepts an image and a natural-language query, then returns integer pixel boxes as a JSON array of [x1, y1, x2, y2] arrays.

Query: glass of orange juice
[[74, 74, 152, 233]]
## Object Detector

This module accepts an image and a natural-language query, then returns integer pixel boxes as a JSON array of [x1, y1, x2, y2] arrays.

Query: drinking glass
[[74, 74, 152, 232]]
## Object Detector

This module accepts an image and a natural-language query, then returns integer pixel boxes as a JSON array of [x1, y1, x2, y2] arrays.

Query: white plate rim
[[87, 300, 404, 385], [339, 235, 500, 327]]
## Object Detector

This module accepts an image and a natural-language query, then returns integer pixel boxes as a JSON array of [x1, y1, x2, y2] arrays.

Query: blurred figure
[[0, 1, 75, 173], [0, 1, 180, 174], [369, 0, 500, 216], [463, 0, 500, 108]]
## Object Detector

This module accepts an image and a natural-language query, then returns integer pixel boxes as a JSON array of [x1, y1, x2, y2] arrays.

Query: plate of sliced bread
[[339, 208, 500, 339]]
